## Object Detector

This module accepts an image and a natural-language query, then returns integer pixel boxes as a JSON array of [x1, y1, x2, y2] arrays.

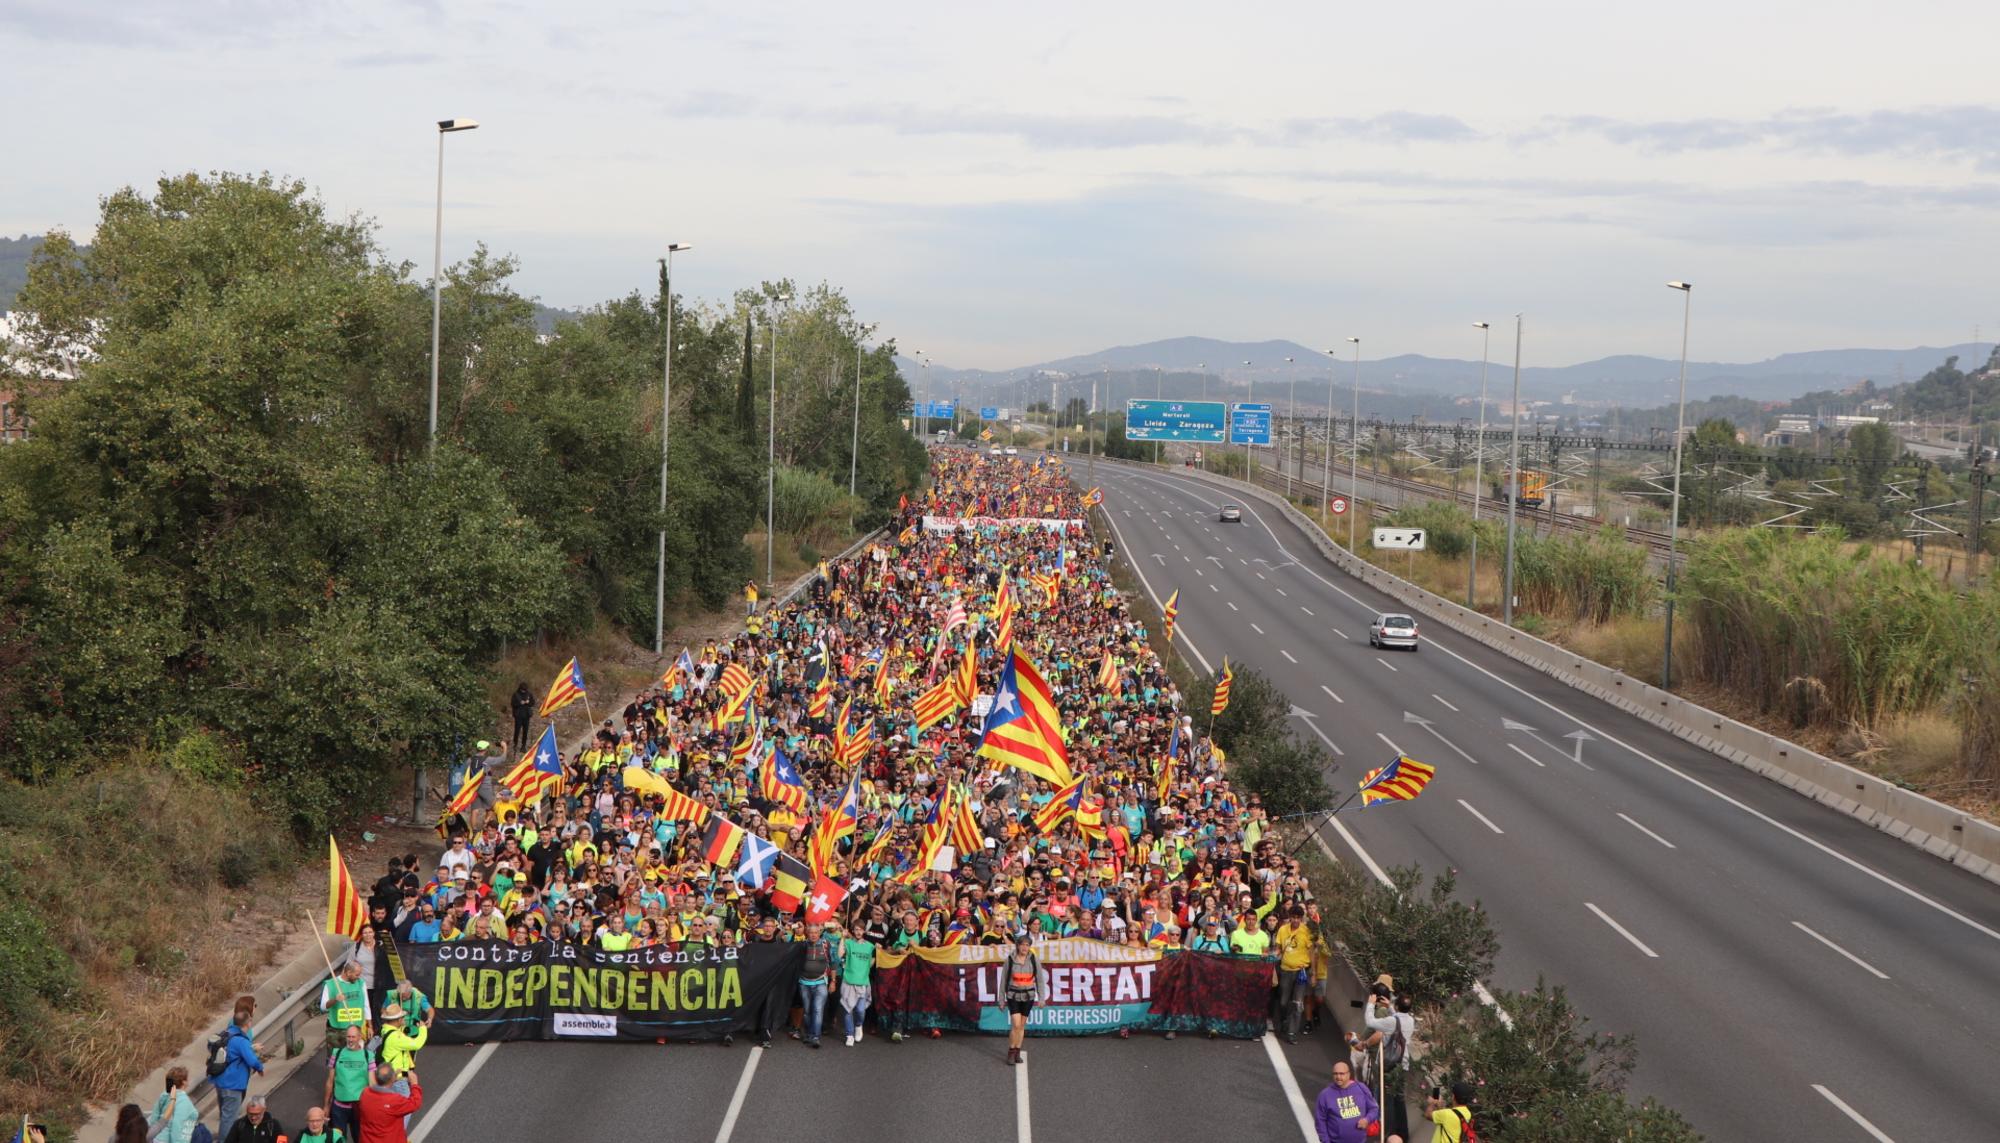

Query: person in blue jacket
[[215, 1010, 264, 1139]]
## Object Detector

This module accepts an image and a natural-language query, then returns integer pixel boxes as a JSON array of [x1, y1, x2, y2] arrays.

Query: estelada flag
[[1211, 658, 1234, 717], [804, 872, 849, 923], [1081, 486, 1103, 507], [1358, 756, 1438, 806], [769, 853, 812, 914], [537, 657, 587, 718], [976, 648, 1072, 787], [662, 647, 697, 690], [811, 771, 863, 878], [699, 814, 746, 868], [1033, 775, 1088, 835], [501, 725, 563, 803], [444, 769, 484, 817], [325, 836, 367, 941], [760, 747, 809, 814]]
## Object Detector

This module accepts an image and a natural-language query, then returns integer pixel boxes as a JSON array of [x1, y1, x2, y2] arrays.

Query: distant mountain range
[[898, 335, 1984, 413]]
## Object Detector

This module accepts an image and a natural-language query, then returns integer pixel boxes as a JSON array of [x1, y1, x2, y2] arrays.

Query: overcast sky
[[5, 0, 1997, 372]]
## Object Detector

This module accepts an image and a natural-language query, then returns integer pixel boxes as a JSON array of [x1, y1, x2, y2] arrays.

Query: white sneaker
[[856, 1026, 864, 1042], [845, 1034, 855, 1047]]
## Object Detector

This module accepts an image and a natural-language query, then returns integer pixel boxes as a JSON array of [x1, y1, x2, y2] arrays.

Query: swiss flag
[[804, 873, 849, 924]]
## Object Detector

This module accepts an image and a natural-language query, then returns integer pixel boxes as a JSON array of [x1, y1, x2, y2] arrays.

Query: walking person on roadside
[[146, 1067, 199, 1143], [1314, 1060, 1379, 1143], [510, 682, 535, 753], [323, 1022, 376, 1143], [1274, 905, 1315, 1044], [213, 1008, 262, 1139], [1002, 931, 1044, 1067], [838, 922, 876, 1047], [378, 1001, 430, 1127], [796, 921, 835, 1048], [221, 1095, 281, 1143]]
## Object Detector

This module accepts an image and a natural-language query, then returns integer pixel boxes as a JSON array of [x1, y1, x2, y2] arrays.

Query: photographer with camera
[[1426, 1081, 1476, 1142], [1345, 976, 1416, 1141]]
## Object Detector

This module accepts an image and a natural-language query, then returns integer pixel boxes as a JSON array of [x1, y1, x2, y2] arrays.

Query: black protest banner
[[398, 940, 806, 1043]]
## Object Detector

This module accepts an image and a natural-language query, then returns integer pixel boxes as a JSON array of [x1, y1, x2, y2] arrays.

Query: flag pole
[[1288, 788, 1366, 859]]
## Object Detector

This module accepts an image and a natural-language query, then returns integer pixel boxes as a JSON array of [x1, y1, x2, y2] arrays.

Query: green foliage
[[1384, 501, 1477, 560], [1418, 979, 1639, 1136], [772, 464, 865, 549], [1953, 578, 2000, 785], [1678, 529, 1964, 730], [1509, 1091, 1704, 1142], [0, 890, 78, 1077], [1512, 527, 1657, 624], [1314, 863, 1499, 1004], [1189, 665, 1330, 815]]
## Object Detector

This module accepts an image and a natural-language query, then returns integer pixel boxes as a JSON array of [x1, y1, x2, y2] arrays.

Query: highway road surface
[[1078, 456, 2000, 1141]]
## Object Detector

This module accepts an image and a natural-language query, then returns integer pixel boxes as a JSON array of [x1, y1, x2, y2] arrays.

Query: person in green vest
[[321, 1021, 376, 1143], [597, 912, 636, 950], [295, 1106, 342, 1143], [319, 959, 371, 1055]]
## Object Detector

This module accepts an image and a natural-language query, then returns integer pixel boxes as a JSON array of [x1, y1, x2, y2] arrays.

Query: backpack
[[1450, 1107, 1477, 1143], [203, 1028, 230, 1077], [1383, 1013, 1410, 1068], [190, 1126, 214, 1143]]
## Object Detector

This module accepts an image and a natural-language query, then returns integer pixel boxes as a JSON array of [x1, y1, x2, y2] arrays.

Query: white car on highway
[[1368, 612, 1419, 650]]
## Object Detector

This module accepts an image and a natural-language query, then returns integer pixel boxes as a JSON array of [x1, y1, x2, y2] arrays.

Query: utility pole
[[1502, 316, 1524, 627]]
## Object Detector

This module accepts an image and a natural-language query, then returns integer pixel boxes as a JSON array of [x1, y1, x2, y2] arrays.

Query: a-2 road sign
[[1371, 527, 1427, 550], [1329, 497, 1349, 516]]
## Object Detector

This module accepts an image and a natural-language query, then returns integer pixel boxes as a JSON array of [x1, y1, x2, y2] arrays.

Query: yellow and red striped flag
[[952, 638, 978, 707], [537, 657, 587, 718], [913, 679, 961, 730], [974, 647, 1073, 787], [1211, 659, 1233, 717], [326, 836, 367, 941], [808, 672, 835, 719], [1162, 589, 1180, 643], [1033, 775, 1088, 835], [992, 572, 1018, 652], [1096, 650, 1118, 692], [444, 769, 484, 818], [950, 784, 984, 856], [718, 661, 754, 699], [872, 647, 895, 703], [1358, 756, 1438, 806]]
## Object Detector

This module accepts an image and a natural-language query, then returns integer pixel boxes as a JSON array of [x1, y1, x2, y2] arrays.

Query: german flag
[[1358, 756, 1438, 806], [699, 814, 746, 868], [974, 648, 1073, 787], [537, 657, 587, 718], [769, 853, 812, 914], [325, 836, 368, 941], [1211, 659, 1233, 717], [913, 679, 961, 731]]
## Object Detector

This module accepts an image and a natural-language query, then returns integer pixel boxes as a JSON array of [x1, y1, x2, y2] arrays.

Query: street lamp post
[[1501, 316, 1525, 626], [850, 324, 869, 500], [1466, 321, 1491, 610], [1241, 360, 1254, 478], [1663, 282, 1694, 688], [653, 242, 691, 655], [1284, 356, 1296, 498], [1347, 337, 1361, 549], [428, 117, 478, 454], [768, 291, 792, 590], [1322, 350, 1336, 516], [1196, 363, 1207, 468]]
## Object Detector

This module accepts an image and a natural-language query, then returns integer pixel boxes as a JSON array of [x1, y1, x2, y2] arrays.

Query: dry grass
[[1562, 615, 1667, 682]]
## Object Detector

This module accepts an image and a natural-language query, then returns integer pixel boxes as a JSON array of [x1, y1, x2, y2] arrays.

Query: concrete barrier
[[1094, 456, 2000, 886]]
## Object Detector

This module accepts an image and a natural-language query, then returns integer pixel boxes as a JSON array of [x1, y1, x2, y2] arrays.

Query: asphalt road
[[1080, 457, 2000, 1141]]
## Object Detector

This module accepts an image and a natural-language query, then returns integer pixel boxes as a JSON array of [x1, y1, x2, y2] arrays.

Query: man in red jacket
[[357, 1064, 424, 1143]]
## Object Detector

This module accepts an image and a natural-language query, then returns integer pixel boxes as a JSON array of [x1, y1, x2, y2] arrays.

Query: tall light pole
[[768, 291, 792, 590], [1241, 360, 1254, 477], [1663, 282, 1694, 688], [1284, 356, 1297, 498], [1466, 321, 1491, 610], [850, 323, 870, 500], [428, 117, 478, 454], [1154, 367, 1163, 465], [1197, 362, 1207, 469], [653, 242, 691, 655], [1501, 316, 1525, 626], [1322, 349, 1337, 515], [1347, 337, 1361, 549]]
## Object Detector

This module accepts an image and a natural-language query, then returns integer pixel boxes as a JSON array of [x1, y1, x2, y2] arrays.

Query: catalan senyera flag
[[872, 647, 895, 703], [537, 657, 587, 718], [325, 836, 368, 941], [1155, 753, 1175, 802], [1162, 590, 1180, 643], [444, 769, 484, 818], [718, 661, 754, 700], [1358, 756, 1438, 806], [838, 715, 875, 768], [657, 785, 711, 825], [500, 724, 563, 803], [808, 672, 835, 720], [1027, 570, 1059, 608], [992, 571, 1018, 652], [730, 728, 758, 770], [1033, 775, 1088, 835], [1211, 659, 1234, 717], [976, 648, 1073, 786], [952, 638, 978, 707], [1074, 793, 1107, 842], [913, 679, 962, 730], [1096, 650, 1118, 692], [950, 785, 983, 856], [711, 684, 753, 732]]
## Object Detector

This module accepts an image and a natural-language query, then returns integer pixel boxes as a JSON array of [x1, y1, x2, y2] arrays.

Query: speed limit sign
[[1329, 497, 1349, 516]]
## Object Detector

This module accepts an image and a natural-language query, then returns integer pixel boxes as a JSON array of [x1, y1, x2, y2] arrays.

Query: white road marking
[[1195, 567, 1204, 576], [1238, 558, 1248, 566], [1617, 812, 1675, 848], [1274, 586, 1288, 596], [1251, 622, 1265, 634], [1459, 799, 1504, 834], [409, 1041, 499, 1143], [1321, 685, 1344, 703], [1225, 545, 1235, 553], [1332, 628, 1348, 640], [713, 1042, 765, 1143], [1300, 606, 1314, 616], [1410, 720, 1482, 766], [1432, 694, 1459, 711], [1376, 732, 1404, 754], [1812, 1085, 1895, 1142], [1227, 601, 1239, 611], [1017, 1051, 1034, 1143], [1255, 571, 1267, 580], [1792, 922, 1890, 980], [1262, 1033, 1320, 1143], [1375, 657, 1399, 672], [1209, 583, 1219, 592], [1508, 743, 1547, 768], [1183, 555, 1191, 562], [1281, 649, 1299, 663], [1585, 902, 1660, 958], [1295, 714, 1343, 755]]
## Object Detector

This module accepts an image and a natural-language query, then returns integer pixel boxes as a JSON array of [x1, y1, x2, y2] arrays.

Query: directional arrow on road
[[1206, 555, 1224, 565], [1402, 712, 1479, 764], [1289, 705, 1343, 757], [1502, 718, 1537, 733], [1151, 552, 1166, 565], [1563, 729, 1597, 770], [1402, 711, 1433, 726]]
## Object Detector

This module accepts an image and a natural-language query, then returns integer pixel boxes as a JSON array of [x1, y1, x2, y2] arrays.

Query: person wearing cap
[[377, 1000, 428, 1125]]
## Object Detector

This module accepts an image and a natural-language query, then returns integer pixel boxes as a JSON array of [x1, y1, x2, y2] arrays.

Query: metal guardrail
[[185, 963, 329, 1111]]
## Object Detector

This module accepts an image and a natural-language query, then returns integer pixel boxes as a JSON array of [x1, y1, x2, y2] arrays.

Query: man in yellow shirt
[[1274, 905, 1315, 1044]]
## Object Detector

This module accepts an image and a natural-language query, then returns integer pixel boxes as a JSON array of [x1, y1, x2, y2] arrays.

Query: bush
[[1418, 979, 1638, 1136], [1512, 526, 1656, 623], [0, 895, 79, 1077], [1313, 862, 1498, 1003], [1189, 666, 1332, 815], [1510, 1091, 1704, 1142]]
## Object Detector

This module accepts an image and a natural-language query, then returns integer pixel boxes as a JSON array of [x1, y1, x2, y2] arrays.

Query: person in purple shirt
[[1314, 1060, 1380, 1143]]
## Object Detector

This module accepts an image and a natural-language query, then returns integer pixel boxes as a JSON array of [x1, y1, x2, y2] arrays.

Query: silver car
[[1369, 612, 1419, 650], [1219, 504, 1242, 523]]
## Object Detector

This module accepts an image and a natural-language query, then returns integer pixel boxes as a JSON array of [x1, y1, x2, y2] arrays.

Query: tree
[[737, 316, 757, 443], [1314, 863, 1499, 1003], [1188, 666, 1332, 815], [1418, 979, 1639, 1135], [1509, 1092, 1703, 1142]]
